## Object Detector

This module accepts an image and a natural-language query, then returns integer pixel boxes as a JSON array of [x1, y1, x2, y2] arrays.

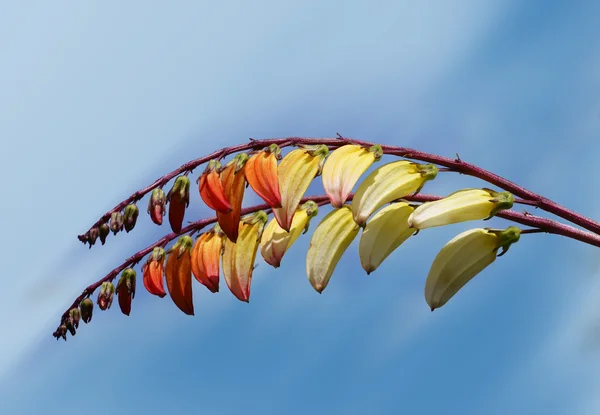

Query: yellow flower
[[359, 202, 416, 274], [272, 145, 328, 232], [409, 188, 514, 230], [322, 144, 382, 208], [425, 226, 521, 311], [260, 201, 318, 268], [306, 206, 359, 293], [351, 160, 437, 226]]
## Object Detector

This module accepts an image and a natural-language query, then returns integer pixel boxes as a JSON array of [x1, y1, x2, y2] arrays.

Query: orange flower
[[217, 154, 248, 242], [245, 144, 282, 208], [142, 247, 167, 298], [191, 227, 224, 293], [165, 236, 194, 315], [198, 160, 231, 213]]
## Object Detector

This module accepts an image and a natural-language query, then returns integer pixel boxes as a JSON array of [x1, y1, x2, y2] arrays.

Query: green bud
[[123, 204, 139, 233], [80, 298, 94, 323]]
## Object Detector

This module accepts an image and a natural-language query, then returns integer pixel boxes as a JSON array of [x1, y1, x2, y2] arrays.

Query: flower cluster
[[54, 138, 600, 340]]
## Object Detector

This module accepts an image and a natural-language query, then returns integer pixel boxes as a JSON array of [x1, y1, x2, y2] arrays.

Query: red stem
[[79, 137, 600, 239]]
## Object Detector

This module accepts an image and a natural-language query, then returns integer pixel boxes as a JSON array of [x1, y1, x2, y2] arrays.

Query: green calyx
[[151, 247, 166, 263], [368, 144, 383, 161], [417, 163, 439, 181], [300, 200, 319, 218], [242, 210, 269, 226], [173, 235, 194, 257], [267, 144, 282, 159], [485, 189, 515, 219], [226, 153, 249, 173], [205, 159, 222, 174], [488, 226, 521, 257]]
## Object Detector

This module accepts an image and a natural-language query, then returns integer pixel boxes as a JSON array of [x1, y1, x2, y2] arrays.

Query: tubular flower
[[198, 160, 231, 213], [408, 188, 515, 230], [272, 145, 329, 232], [245, 144, 282, 208], [142, 247, 167, 298], [306, 206, 360, 293], [425, 226, 521, 311], [116, 268, 136, 316], [359, 202, 416, 274], [147, 188, 166, 226], [217, 153, 248, 243], [260, 200, 319, 268], [322, 144, 382, 208], [165, 236, 195, 315], [222, 211, 268, 302], [191, 225, 224, 293], [351, 160, 438, 226], [166, 176, 191, 233]]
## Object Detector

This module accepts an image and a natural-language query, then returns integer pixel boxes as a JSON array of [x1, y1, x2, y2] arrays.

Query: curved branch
[[59, 193, 600, 336], [78, 137, 600, 240]]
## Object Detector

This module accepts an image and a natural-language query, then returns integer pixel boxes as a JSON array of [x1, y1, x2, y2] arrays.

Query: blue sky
[[1, 1, 600, 414]]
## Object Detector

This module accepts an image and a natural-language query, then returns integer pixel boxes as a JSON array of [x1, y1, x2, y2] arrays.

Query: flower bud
[[116, 268, 136, 316], [69, 308, 81, 329], [53, 324, 67, 341], [123, 204, 139, 232], [148, 188, 167, 226], [98, 222, 110, 245], [80, 298, 94, 323], [86, 227, 99, 249], [166, 176, 191, 233], [97, 281, 115, 310], [64, 316, 76, 336], [110, 212, 124, 235]]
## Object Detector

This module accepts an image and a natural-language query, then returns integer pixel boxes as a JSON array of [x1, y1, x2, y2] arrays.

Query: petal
[[351, 161, 438, 226], [217, 162, 246, 242], [322, 144, 377, 208], [199, 169, 231, 213], [359, 202, 416, 274], [306, 206, 360, 293], [424, 229, 498, 310], [273, 147, 327, 231], [408, 188, 500, 230], [245, 150, 282, 208]]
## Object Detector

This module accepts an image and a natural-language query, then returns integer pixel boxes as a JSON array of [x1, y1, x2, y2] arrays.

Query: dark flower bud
[[80, 298, 94, 323], [69, 308, 81, 329], [98, 222, 110, 245], [123, 204, 139, 233], [110, 212, 124, 235]]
